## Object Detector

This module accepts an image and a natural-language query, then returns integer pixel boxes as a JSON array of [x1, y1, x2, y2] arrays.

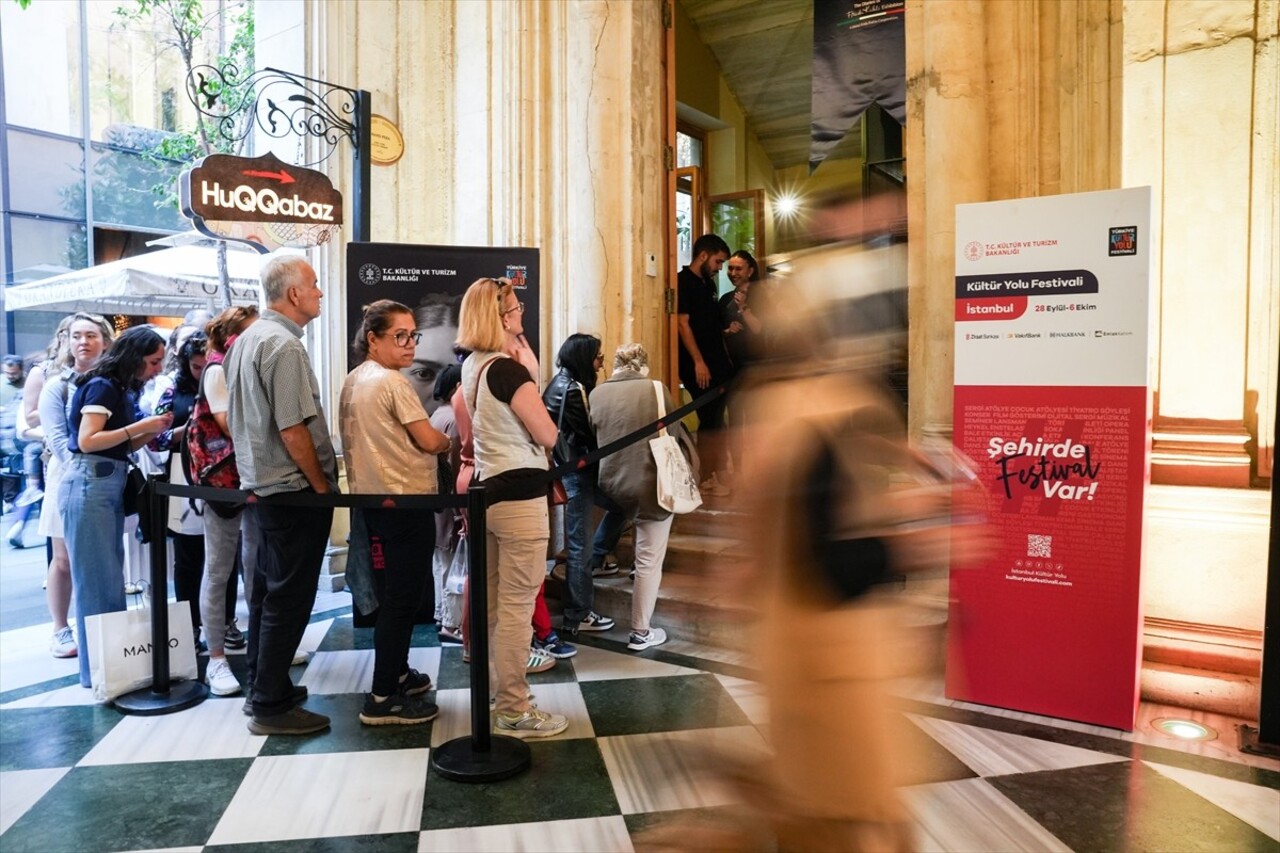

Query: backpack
[[181, 350, 243, 519]]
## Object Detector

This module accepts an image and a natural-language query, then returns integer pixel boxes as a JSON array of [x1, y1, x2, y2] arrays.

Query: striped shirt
[[225, 308, 338, 496]]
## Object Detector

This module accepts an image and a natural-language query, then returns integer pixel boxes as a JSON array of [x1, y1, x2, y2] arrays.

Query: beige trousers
[[485, 497, 549, 714]]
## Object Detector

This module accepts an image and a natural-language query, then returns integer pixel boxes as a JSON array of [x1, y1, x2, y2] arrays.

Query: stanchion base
[[1238, 724, 1280, 758], [113, 679, 209, 716], [431, 735, 531, 782]]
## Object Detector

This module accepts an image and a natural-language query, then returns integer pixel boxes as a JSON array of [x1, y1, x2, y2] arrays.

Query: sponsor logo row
[[965, 330, 1135, 341]]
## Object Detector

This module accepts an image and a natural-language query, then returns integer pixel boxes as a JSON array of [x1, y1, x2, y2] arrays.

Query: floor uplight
[[1152, 717, 1217, 741]]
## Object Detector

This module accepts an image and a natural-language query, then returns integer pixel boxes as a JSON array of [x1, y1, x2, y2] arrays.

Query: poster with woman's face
[[347, 243, 540, 414]]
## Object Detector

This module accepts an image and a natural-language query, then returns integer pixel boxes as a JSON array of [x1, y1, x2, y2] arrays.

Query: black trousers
[[171, 532, 204, 634], [246, 499, 333, 716], [364, 507, 435, 697]]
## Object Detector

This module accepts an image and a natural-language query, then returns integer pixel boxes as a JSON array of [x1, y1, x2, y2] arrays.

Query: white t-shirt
[[204, 363, 230, 415]]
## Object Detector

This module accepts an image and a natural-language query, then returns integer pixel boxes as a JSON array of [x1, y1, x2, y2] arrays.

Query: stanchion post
[[467, 482, 491, 750], [114, 476, 208, 715], [149, 474, 172, 692], [430, 483, 531, 782]]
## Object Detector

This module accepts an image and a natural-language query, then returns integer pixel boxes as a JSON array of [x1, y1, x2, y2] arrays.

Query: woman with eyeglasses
[[339, 300, 450, 725], [456, 277, 568, 739]]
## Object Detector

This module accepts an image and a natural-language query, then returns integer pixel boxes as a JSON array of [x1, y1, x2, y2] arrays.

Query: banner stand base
[[432, 735, 531, 783], [1237, 724, 1280, 759], [114, 679, 208, 716]]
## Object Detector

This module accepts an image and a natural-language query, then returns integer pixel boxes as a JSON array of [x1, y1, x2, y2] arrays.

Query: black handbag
[[122, 464, 146, 517], [123, 463, 161, 544]]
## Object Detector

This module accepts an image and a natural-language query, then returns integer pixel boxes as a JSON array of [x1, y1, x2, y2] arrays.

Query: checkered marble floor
[[1, 606, 1277, 853]]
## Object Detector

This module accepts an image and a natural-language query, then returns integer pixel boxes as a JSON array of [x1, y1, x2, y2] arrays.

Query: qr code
[[1027, 534, 1053, 558]]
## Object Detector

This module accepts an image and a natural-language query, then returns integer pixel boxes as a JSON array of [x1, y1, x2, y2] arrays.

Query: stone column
[[317, 0, 666, 387], [906, 0, 1121, 443], [904, 0, 989, 443], [1125, 0, 1275, 487]]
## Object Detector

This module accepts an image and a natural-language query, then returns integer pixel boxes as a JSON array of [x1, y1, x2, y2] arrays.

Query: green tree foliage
[[111, 0, 255, 210]]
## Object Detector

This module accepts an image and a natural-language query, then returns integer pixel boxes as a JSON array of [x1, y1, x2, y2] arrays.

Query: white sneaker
[[525, 647, 557, 673], [291, 650, 311, 666], [627, 627, 668, 651], [699, 473, 730, 498], [50, 626, 77, 658], [206, 658, 242, 696], [495, 705, 568, 739]]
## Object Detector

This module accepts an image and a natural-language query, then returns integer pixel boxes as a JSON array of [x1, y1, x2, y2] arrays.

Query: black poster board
[[345, 242, 540, 410]]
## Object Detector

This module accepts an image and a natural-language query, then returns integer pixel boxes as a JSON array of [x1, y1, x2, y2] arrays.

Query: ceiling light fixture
[[773, 193, 800, 218]]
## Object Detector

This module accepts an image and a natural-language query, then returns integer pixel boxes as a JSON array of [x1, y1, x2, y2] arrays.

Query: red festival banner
[[947, 188, 1152, 730]]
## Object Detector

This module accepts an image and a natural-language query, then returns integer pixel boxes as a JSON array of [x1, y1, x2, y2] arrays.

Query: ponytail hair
[[352, 299, 412, 361]]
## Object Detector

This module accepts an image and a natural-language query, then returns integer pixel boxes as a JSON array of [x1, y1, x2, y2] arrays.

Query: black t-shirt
[[474, 358, 547, 504], [677, 266, 733, 382], [719, 290, 762, 368]]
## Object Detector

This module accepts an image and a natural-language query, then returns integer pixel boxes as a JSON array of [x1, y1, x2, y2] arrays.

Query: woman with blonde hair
[[456, 277, 567, 738], [36, 312, 115, 658]]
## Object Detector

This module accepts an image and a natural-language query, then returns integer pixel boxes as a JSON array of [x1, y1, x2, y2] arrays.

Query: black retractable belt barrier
[[113, 476, 209, 715], [116, 478, 467, 717], [431, 484, 532, 782], [120, 382, 727, 738]]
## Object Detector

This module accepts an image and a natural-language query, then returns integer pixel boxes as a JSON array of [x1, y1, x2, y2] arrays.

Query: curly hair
[[205, 305, 259, 354], [80, 326, 165, 392]]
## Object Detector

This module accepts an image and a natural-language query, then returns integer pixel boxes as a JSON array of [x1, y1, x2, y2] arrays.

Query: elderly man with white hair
[[226, 255, 339, 735]]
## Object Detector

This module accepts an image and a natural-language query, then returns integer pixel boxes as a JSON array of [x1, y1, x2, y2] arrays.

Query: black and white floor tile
[[0, 608, 1277, 852]]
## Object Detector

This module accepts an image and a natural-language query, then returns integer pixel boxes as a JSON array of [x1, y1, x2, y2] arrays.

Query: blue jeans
[[61, 454, 127, 687], [562, 471, 627, 625]]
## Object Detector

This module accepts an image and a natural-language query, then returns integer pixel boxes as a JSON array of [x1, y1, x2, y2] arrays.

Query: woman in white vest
[[456, 277, 567, 740]]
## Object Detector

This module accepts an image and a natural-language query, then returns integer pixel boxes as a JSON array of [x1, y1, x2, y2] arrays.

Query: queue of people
[[8, 251, 734, 744]]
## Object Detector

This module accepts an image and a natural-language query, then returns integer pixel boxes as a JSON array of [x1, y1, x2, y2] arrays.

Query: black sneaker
[[247, 706, 330, 736], [578, 611, 615, 632], [398, 668, 432, 696], [359, 693, 439, 726], [224, 620, 247, 650], [242, 684, 308, 716]]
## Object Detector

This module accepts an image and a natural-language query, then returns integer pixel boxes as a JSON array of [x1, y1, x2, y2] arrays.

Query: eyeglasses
[[500, 301, 525, 317], [386, 330, 423, 347], [593, 353, 604, 363]]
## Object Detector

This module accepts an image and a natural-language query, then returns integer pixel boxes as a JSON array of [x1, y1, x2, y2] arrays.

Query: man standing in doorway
[[227, 255, 339, 735], [677, 233, 733, 496]]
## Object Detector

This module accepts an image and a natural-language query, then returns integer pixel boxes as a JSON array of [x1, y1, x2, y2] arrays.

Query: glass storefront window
[[85, 0, 229, 145], [9, 216, 88, 276], [6, 130, 86, 219], [0, 1, 82, 136], [90, 141, 187, 233]]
